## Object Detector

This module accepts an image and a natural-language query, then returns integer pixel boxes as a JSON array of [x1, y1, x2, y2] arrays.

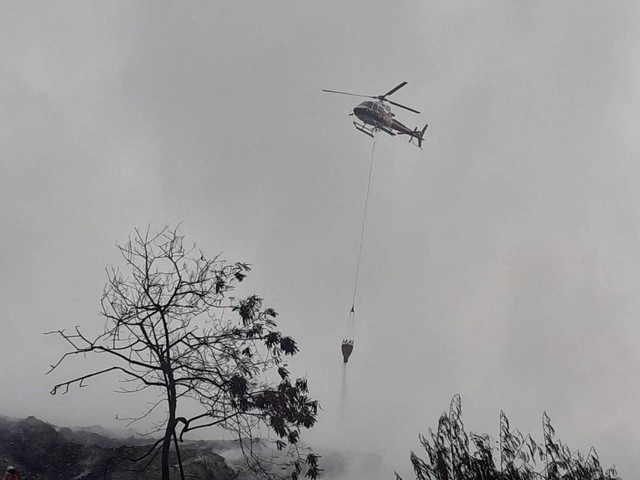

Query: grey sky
[[2, 2, 640, 478]]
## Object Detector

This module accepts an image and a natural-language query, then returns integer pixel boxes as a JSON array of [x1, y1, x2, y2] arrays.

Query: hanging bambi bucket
[[341, 339, 354, 363]]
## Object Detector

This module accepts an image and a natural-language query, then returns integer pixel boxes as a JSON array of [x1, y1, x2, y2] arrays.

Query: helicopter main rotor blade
[[322, 89, 375, 99], [323, 84, 421, 113], [380, 81, 408, 98], [385, 99, 421, 114]]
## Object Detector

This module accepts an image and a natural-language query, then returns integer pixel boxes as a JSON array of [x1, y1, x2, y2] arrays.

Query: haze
[[2, 2, 640, 478]]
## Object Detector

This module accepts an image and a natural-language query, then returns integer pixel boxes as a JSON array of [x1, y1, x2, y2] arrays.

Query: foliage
[[47, 226, 320, 480], [397, 395, 620, 480]]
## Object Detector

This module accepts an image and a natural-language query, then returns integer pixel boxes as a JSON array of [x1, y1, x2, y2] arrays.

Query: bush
[[397, 395, 620, 480]]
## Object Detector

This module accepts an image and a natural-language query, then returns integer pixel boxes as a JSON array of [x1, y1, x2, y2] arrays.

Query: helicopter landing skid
[[352, 121, 375, 138], [377, 126, 396, 137]]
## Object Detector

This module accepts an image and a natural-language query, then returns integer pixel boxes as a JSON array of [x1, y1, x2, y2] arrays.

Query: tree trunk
[[162, 368, 178, 480], [161, 411, 176, 480]]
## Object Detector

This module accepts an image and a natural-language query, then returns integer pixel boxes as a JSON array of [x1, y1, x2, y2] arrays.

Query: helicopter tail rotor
[[410, 124, 429, 149]]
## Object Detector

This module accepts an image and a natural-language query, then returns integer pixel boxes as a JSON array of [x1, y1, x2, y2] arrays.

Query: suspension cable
[[350, 134, 377, 311]]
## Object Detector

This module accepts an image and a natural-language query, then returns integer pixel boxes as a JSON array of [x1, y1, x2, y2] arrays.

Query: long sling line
[[350, 134, 377, 313]]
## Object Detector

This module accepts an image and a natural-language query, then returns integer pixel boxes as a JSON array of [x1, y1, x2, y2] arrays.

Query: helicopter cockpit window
[[362, 101, 373, 109], [372, 103, 380, 112]]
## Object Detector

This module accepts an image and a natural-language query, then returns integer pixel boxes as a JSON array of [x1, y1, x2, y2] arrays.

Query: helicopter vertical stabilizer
[[418, 124, 428, 148]]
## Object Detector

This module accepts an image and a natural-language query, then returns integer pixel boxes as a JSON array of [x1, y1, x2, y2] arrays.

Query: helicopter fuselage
[[353, 101, 414, 136]]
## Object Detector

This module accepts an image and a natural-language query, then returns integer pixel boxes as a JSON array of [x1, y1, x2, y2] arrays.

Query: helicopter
[[322, 82, 428, 148]]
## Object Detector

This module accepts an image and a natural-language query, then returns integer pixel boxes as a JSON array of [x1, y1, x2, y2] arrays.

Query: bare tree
[[47, 226, 320, 480]]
